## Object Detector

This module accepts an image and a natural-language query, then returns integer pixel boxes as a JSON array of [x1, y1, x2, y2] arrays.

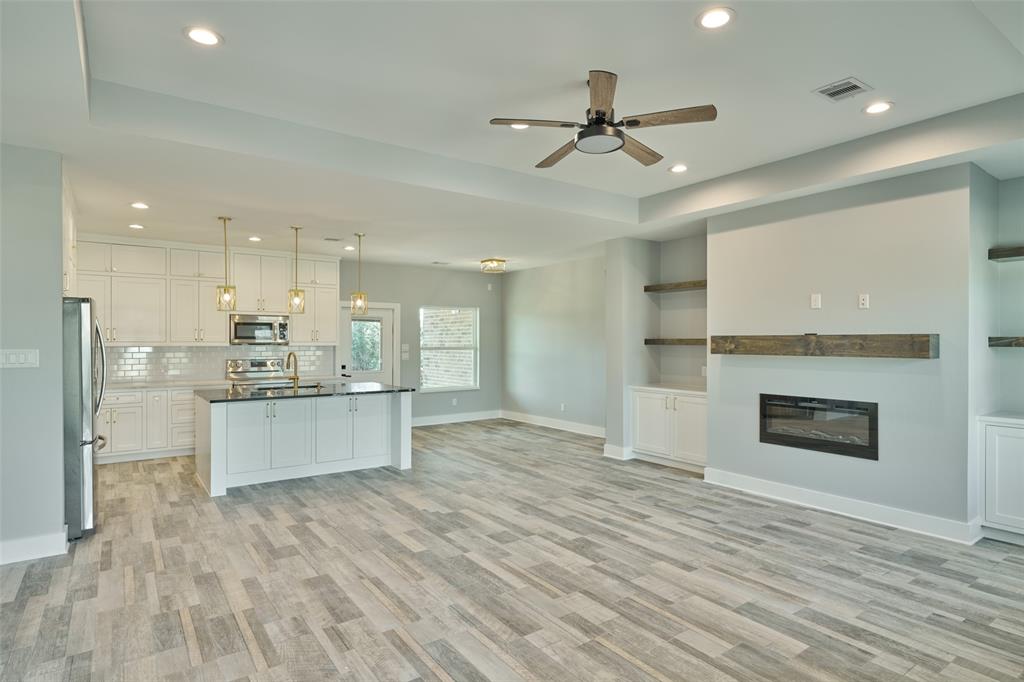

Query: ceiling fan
[[490, 70, 717, 168]]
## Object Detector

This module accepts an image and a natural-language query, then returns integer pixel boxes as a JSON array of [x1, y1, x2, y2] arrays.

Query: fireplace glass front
[[759, 394, 878, 460]]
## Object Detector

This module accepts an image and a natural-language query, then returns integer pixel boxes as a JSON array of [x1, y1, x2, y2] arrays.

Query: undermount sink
[[240, 382, 326, 396]]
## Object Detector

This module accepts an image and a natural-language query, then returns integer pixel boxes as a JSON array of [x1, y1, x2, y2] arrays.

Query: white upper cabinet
[[315, 287, 338, 344], [78, 242, 110, 272], [171, 249, 226, 279], [110, 277, 166, 343], [294, 259, 339, 287], [169, 279, 200, 343], [111, 244, 166, 275], [198, 251, 225, 280], [232, 253, 288, 313], [77, 274, 111, 341], [198, 282, 228, 344], [232, 253, 262, 312]]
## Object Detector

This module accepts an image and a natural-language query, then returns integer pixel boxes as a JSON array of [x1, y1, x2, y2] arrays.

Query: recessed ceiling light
[[128, 224, 144, 230], [130, 201, 149, 209], [510, 124, 530, 130], [344, 245, 356, 251], [698, 7, 733, 29], [669, 163, 688, 173], [864, 101, 893, 115], [186, 27, 221, 46], [248, 236, 262, 242]]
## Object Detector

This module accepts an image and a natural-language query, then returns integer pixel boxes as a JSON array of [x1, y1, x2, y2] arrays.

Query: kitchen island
[[194, 382, 414, 496]]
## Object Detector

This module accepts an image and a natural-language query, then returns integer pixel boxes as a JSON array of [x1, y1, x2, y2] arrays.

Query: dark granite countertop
[[194, 381, 415, 403]]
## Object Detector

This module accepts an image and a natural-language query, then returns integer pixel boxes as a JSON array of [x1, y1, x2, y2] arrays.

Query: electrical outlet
[[560, 403, 565, 412], [858, 293, 870, 309], [451, 397, 458, 406], [810, 293, 822, 309]]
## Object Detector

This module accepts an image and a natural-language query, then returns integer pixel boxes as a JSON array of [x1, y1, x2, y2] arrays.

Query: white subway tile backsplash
[[106, 346, 335, 384]]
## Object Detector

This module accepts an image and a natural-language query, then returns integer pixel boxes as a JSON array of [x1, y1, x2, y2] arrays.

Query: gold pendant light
[[350, 232, 368, 315], [480, 257, 507, 274], [215, 216, 237, 311], [287, 225, 305, 314]]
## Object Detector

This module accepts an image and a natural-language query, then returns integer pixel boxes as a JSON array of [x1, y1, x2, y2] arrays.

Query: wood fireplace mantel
[[709, 333, 939, 359]]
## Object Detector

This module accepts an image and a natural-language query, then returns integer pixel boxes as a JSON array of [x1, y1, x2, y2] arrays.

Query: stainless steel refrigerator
[[63, 297, 107, 540]]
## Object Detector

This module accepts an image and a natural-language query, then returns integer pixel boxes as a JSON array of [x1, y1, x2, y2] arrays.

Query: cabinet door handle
[[673, 397, 678, 411], [105, 328, 110, 341], [273, 402, 277, 418], [266, 402, 270, 418], [354, 397, 358, 412], [664, 396, 668, 410], [194, 329, 198, 342], [112, 328, 117, 341], [113, 409, 117, 424], [200, 328, 205, 341]]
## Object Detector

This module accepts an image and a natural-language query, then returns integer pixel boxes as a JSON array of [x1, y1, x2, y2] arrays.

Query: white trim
[[981, 525, 1024, 546], [500, 411, 605, 438], [412, 410, 500, 427], [97, 447, 194, 464], [0, 530, 68, 565], [704, 468, 983, 545], [633, 451, 705, 474], [603, 443, 634, 460], [341, 302, 401, 386]]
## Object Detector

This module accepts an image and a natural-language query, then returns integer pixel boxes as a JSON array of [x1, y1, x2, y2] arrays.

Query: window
[[419, 306, 479, 392], [351, 318, 382, 372]]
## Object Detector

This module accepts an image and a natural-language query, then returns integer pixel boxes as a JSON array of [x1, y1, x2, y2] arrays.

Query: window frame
[[418, 306, 480, 393], [350, 316, 384, 373]]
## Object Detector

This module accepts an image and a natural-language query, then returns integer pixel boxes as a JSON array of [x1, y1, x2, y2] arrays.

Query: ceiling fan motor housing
[[575, 125, 625, 154]]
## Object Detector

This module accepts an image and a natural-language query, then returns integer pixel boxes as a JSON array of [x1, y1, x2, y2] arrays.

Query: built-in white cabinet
[[169, 279, 228, 344], [101, 404, 144, 454], [110, 277, 166, 343], [233, 253, 289, 313], [982, 418, 1024, 534], [170, 249, 225, 280], [77, 274, 111, 341], [146, 391, 169, 450], [111, 245, 166, 276], [295, 259, 339, 287], [77, 241, 110, 273], [631, 387, 708, 467], [315, 396, 353, 463], [227, 401, 271, 474], [226, 398, 315, 474], [270, 399, 314, 469], [352, 394, 390, 458], [98, 389, 195, 461], [291, 287, 338, 345]]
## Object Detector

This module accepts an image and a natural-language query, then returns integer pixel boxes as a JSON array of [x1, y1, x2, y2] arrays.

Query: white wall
[[657, 232, 708, 383], [996, 176, 1024, 412], [339, 261, 501, 419], [501, 255, 605, 430], [706, 165, 974, 523], [0, 144, 66, 563]]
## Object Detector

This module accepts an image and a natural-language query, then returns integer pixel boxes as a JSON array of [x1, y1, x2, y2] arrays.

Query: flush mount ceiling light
[[130, 201, 149, 209], [509, 123, 530, 130], [186, 27, 221, 46], [287, 226, 305, 314], [697, 7, 734, 29], [669, 163, 688, 173], [350, 233, 368, 315], [480, 258, 507, 274], [248, 236, 261, 242], [864, 100, 893, 115], [216, 216, 237, 311], [128, 223, 144, 230], [343, 245, 356, 251]]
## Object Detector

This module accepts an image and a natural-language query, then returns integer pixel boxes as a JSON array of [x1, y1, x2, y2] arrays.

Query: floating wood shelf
[[990, 337, 1024, 348], [645, 338, 707, 346], [709, 334, 939, 359], [989, 246, 1024, 262], [644, 279, 707, 293]]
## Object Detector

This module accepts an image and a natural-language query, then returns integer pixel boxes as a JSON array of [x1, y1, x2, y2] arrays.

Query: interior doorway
[[338, 303, 401, 385]]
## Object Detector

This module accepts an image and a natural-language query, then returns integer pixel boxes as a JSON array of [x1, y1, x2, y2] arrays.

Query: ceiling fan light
[[574, 125, 625, 154]]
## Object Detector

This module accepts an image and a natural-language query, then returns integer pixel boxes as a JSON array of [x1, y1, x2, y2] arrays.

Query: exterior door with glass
[[343, 307, 395, 385]]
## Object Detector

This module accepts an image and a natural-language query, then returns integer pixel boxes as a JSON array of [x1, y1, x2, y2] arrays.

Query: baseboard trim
[[97, 448, 194, 464], [0, 530, 68, 565], [500, 411, 605, 438], [602, 444, 634, 460], [704, 468, 983, 545], [981, 525, 1024, 546], [633, 451, 705, 475], [412, 411, 501, 427]]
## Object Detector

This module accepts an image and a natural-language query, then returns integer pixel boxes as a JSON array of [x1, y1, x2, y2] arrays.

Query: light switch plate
[[1, 349, 40, 368], [858, 293, 870, 309], [810, 293, 822, 309]]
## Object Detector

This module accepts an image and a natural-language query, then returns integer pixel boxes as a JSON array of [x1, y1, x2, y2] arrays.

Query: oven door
[[230, 315, 288, 345]]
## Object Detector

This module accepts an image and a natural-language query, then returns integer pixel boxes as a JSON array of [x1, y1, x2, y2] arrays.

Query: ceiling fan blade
[[621, 134, 663, 166], [535, 139, 576, 168], [588, 70, 618, 118], [490, 118, 581, 129], [620, 105, 717, 129]]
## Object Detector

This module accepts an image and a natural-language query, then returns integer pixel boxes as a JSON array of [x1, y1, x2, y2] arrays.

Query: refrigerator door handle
[[94, 319, 107, 416], [82, 435, 107, 451]]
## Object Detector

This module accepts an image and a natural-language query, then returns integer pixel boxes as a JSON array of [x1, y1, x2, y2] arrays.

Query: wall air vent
[[814, 77, 872, 102], [323, 237, 341, 242]]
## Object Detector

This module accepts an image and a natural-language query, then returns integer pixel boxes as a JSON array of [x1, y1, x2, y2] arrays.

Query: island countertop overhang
[[194, 381, 415, 404]]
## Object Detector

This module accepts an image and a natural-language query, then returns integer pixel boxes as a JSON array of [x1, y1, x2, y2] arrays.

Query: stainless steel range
[[225, 358, 327, 396]]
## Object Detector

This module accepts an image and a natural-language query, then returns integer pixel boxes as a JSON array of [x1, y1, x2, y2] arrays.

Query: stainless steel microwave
[[229, 314, 289, 345]]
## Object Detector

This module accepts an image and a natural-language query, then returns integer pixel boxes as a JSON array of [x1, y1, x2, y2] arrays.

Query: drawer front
[[171, 403, 196, 425], [170, 425, 195, 448], [105, 391, 143, 405], [170, 389, 194, 403]]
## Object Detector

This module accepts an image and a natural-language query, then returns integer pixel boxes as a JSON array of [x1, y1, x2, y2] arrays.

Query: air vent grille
[[815, 77, 872, 102], [323, 237, 341, 242]]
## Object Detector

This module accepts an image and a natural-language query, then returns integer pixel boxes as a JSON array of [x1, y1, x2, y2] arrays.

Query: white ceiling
[[82, 0, 1023, 197], [1, 0, 1022, 269]]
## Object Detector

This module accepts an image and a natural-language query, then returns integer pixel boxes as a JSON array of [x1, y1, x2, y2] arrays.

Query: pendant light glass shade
[[216, 216, 237, 311], [287, 225, 305, 314], [350, 232, 368, 315], [480, 258, 507, 274]]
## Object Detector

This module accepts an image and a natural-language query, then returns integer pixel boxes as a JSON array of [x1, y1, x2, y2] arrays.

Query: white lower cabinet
[[315, 396, 353, 463], [146, 391, 169, 450], [98, 388, 196, 461], [353, 394, 390, 458], [227, 401, 271, 474], [632, 387, 708, 467], [983, 422, 1024, 533], [108, 406, 144, 453], [270, 399, 314, 469]]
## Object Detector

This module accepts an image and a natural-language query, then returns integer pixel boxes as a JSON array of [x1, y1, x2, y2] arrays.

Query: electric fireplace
[[759, 394, 878, 460]]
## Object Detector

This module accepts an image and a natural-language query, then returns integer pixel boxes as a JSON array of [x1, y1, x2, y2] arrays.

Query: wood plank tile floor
[[2, 419, 1024, 681]]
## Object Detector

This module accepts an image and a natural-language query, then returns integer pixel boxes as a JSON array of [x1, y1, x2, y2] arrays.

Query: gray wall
[[707, 165, 973, 522], [501, 255, 605, 428], [339, 261, 501, 419], [657, 232, 708, 383], [1, 144, 66, 560], [997, 176, 1024, 412]]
